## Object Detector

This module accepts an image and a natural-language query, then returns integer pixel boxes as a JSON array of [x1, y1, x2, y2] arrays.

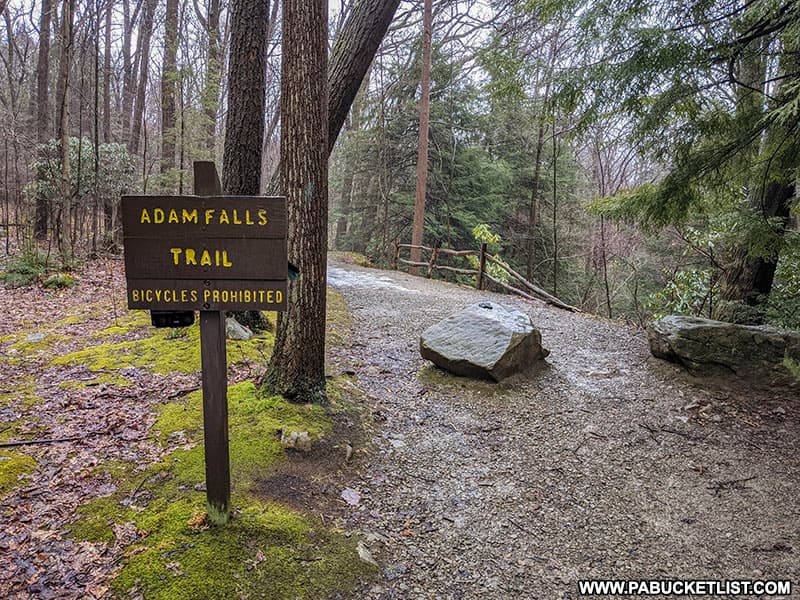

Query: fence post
[[427, 242, 439, 278], [393, 239, 400, 270], [476, 242, 487, 290]]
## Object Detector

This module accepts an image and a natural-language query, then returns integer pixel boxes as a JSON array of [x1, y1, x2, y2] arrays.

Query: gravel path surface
[[328, 259, 800, 600]]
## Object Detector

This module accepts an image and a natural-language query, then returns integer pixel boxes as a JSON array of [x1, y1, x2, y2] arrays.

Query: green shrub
[[42, 273, 77, 289], [0, 250, 52, 287]]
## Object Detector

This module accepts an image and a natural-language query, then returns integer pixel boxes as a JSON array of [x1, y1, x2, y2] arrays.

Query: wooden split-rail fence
[[392, 241, 579, 313]]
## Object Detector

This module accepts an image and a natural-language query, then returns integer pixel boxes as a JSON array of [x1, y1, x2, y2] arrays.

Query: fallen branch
[[0, 431, 106, 448], [486, 254, 580, 312]]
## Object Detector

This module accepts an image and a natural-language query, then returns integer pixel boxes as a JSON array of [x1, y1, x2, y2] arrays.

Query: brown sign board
[[121, 195, 287, 311], [126, 279, 287, 311]]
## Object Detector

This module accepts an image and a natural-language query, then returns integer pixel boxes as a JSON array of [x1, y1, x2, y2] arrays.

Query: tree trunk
[[34, 0, 53, 239], [222, 0, 269, 196], [327, 0, 400, 154], [265, 0, 328, 402], [409, 0, 432, 273], [57, 0, 73, 262], [129, 0, 155, 156], [222, 0, 270, 330], [201, 0, 221, 156], [102, 1, 112, 142], [716, 181, 794, 319], [120, 0, 140, 140], [160, 0, 179, 186]]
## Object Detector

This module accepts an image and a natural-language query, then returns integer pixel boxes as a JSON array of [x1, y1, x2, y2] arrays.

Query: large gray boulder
[[648, 315, 800, 382], [420, 301, 549, 381]]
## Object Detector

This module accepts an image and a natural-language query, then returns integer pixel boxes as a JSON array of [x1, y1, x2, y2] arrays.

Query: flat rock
[[225, 317, 253, 341], [419, 301, 549, 382], [648, 315, 800, 383]]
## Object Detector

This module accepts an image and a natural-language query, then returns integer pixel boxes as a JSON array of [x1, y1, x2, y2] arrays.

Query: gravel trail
[[328, 259, 800, 600]]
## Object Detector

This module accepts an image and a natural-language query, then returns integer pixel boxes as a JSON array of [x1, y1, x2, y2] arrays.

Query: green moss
[[155, 382, 329, 491], [0, 450, 36, 499], [111, 498, 372, 600], [42, 273, 77, 289], [53, 323, 273, 374], [70, 382, 371, 599]]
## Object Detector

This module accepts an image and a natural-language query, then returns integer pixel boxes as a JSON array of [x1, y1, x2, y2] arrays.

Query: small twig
[[507, 517, 538, 537], [166, 386, 200, 399], [0, 430, 107, 448]]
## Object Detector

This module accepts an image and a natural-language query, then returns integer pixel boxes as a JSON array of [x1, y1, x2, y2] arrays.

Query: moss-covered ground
[[57, 289, 374, 598], [71, 382, 371, 599], [1, 271, 375, 598]]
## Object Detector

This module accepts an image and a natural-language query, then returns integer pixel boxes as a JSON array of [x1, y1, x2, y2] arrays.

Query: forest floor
[[0, 255, 798, 599], [326, 256, 800, 599]]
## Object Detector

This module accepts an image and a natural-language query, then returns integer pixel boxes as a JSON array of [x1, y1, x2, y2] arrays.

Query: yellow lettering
[[182, 208, 198, 224], [140, 209, 151, 224], [276, 290, 283, 303], [257, 209, 268, 225], [212, 290, 220, 302], [222, 250, 232, 267], [154, 208, 165, 223], [185, 248, 197, 265], [258, 290, 265, 302], [200, 250, 212, 266], [170, 248, 182, 265], [244, 290, 251, 302], [230, 291, 239, 303], [145, 290, 153, 302], [168, 209, 179, 224], [205, 209, 215, 225], [132, 290, 140, 302], [203, 290, 211, 302], [245, 210, 255, 225], [219, 209, 230, 225], [191, 290, 198, 302], [221, 290, 230, 302], [180, 290, 188, 302], [232, 209, 243, 225], [155, 290, 162, 301]]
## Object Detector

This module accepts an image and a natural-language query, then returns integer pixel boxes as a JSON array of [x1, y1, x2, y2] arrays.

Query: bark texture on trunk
[[160, 0, 179, 183], [409, 0, 432, 272], [34, 0, 52, 239], [327, 0, 400, 154], [129, 0, 155, 156], [265, 0, 329, 402], [221, 0, 269, 196]]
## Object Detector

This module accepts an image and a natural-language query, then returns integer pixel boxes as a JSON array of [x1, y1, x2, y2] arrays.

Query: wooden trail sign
[[121, 161, 288, 525], [122, 194, 287, 311]]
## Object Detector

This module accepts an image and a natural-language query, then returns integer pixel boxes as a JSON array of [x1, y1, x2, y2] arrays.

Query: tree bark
[[409, 0, 432, 273], [222, 0, 270, 330], [128, 0, 155, 156], [716, 182, 794, 315], [102, 1, 112, 143], [34, 0, 53, 239], [200, 0, 221, 155], [57, 0, 74, 262], [120, 0, 141, 140], [327, 0, 400, 155], [265, 0, 329, 402], [160, 0, 179, 185], [221, 0, 269, 196]]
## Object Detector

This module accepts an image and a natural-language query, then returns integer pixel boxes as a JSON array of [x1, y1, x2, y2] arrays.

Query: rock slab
[[419, 301, 549, 381], [648, 315, 800, 382]]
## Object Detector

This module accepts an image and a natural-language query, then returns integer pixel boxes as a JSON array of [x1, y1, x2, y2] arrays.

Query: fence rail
[[392, 241, 578, 312]]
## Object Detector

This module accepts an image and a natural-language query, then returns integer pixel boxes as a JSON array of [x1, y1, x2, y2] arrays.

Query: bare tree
[[409, 0, 432, 272]]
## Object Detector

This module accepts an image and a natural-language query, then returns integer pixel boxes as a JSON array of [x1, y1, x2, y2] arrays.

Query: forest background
[[0, 0, 798, 330]]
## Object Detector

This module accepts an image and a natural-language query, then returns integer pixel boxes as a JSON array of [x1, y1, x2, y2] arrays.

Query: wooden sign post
[[121, 162, 287, 525]]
